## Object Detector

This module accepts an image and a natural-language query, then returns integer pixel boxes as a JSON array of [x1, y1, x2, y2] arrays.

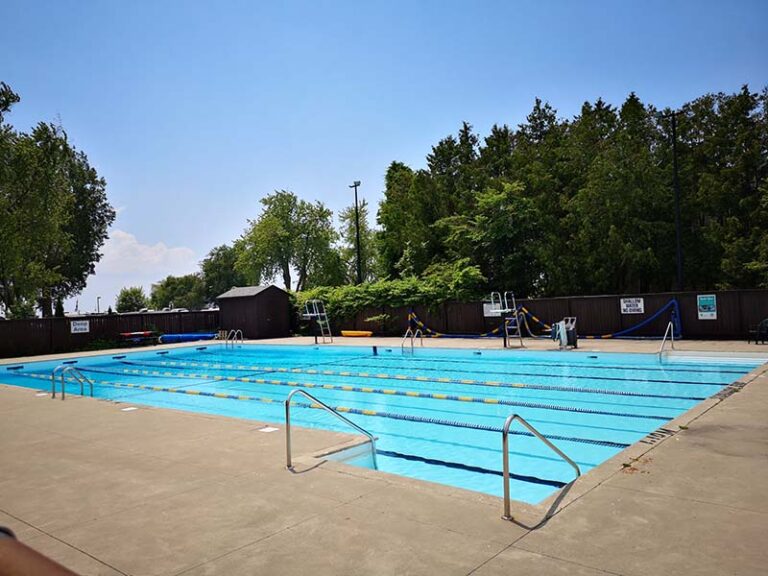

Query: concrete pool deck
[[1, 337, 767, 575]]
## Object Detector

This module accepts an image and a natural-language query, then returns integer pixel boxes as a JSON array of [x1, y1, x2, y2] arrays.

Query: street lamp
[[659, 110, 684, 291], [349, 180, 363, 284]]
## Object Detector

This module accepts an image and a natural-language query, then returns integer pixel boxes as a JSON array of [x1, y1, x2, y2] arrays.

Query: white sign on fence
[[697, 294, 717, 320], [620, 297, 645, 315], [70, 320, 90, 334], [483, 303, 501, 317]]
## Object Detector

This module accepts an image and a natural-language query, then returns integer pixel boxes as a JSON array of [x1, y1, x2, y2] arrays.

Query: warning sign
[[620, 297, 645, 315]]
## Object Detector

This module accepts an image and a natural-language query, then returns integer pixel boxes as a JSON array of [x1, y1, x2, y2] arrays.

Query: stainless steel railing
[[284, 389, 377, 470], [223, 329, 243, 348], [502, 413, 580, 521], [401, 327, 424, 352], [51, 365, 94, 400], [658, 321, 676, 357]]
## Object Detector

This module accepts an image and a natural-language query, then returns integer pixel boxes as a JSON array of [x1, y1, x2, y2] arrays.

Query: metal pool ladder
[[502, 413, 581, 521], [224, 329, 243, 348], [51, 365, 94, 400], [658, 321, 676, 358], [284, 389, 378, 470], [401, 327, 424, 352]]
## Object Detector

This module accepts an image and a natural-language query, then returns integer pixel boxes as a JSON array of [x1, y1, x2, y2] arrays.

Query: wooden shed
[[216, 285, 291, 339]]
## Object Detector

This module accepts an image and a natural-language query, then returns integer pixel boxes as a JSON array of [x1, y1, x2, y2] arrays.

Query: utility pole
[[349, 180, 363, 284], [661, 110, 684, 291], [671, 112, 683, 291]]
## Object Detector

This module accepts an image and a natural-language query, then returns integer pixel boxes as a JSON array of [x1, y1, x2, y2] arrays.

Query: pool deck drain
[[0, 337, 766, 575]]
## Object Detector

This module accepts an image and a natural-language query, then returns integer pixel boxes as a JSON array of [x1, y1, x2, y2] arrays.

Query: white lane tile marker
[[121, 406, 139, 412], [258, 426, 279, 433]]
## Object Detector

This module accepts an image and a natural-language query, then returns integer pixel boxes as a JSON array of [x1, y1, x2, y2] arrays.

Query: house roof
[[216, 285, 282, 300]]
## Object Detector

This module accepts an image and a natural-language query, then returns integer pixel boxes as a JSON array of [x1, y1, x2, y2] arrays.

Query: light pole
[[349, 180, 363, 284], [96, 296, 101, 314], [660, 110, 684, 291]]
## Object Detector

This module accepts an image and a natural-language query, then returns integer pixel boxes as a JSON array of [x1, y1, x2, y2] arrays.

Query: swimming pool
[[2, 344, 762, 504]]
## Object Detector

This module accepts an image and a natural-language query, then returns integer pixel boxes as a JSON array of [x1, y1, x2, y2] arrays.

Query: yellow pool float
[[341, 330, 373, 337]]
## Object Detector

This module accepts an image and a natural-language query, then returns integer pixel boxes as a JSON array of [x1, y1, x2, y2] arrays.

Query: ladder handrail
[[284, 389, 377, 470], [401, 327, 424, 351], [503, 291, 517, 313], [502, 413, 580, 521], [401, 327, 414, 350], [658, 321, 676, 357], [51, 365, 94, 400], [490, 291, 512, 313], [223, 329, 244, 348]]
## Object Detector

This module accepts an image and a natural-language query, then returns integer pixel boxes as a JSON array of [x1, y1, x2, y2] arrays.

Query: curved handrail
[[401, 327, 423, 352], [284, 389, 377, 470], [401, 327, 414, 350], [502, 413, 580, 521], [223, 329, 243, 348], [51, 365, 94, 400], [51, 365, 68, 399], [658, 321, 676, 358]]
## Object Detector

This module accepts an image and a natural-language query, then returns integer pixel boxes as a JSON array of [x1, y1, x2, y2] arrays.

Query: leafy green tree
[[116, 286, 149, 313], [236, 190, 338, 291], [150, 274, 206, 310], [568, 94, 673, 293], [201, 244, 247, 301], [376, 162, 417, 277], [0, 122, 73, 313], [0, 83, 114, 316], [437, 181, 542, 295]]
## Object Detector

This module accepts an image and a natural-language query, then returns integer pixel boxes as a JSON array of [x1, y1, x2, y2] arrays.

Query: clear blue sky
[[2, 0, 767, 311]]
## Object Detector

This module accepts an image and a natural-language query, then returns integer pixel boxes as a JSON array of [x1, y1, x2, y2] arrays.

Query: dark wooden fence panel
[[4, 290, 767, 357], [343, 289, 768, 340], [445, 302, 485, 334], [0, 311, 220, 359]]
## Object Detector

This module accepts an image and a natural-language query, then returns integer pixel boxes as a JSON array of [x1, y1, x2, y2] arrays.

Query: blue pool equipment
[[158, 333, 217, 344]]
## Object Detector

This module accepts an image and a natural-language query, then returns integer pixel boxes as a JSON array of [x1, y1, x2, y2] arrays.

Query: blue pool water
[[1, 344, 763, 504]]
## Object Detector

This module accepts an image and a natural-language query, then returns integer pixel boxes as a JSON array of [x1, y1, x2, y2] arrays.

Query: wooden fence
[[0, 311, 220, 359], [2, 289, 766, 358], [342, 289, 768, 340]]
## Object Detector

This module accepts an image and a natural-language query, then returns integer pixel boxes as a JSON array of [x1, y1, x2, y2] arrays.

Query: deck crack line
[[171, 503, 346, 576], [507, 544, 626, 576], [513, 380, 760, 538], [606, 484, 768, 516], [0, 507, 130, 576]]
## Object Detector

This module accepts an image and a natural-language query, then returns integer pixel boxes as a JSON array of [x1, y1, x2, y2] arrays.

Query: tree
[[376, 162, 416, 277], [437, 182, 542, 295], [236, 190, 338, 291], [201, 244, 247, 301], [0, 82, 114, 316], [0, 122, 73, 314], [116, 286, 149, 313], [150, 274, 206, 310]]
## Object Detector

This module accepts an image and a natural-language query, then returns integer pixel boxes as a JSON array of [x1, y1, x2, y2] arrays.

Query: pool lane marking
[[123, 369, 676, 420], [31, 368, 675, 421], [24, 373, 628, 449], [116, 358, 729, 385], [114, 360, 712, 401], [171, 351, 750, 375]]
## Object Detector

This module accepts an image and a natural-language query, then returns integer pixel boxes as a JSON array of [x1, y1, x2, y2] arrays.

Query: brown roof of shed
[[216, 285, 284, 300]]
